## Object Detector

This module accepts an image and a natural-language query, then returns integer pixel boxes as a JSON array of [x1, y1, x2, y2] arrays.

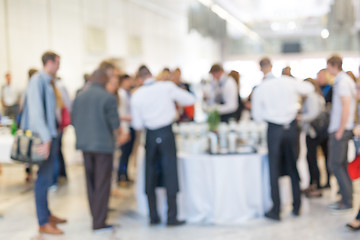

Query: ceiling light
[[288, 21, 296, 30], [321, 29, 329, 39], [271, 23, 280, 31]]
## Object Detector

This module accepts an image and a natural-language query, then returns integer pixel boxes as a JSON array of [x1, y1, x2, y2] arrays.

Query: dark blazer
[[71, 83, 120, 154]]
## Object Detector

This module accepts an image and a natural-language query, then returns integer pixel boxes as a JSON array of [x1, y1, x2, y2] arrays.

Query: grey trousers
[[328, 131, 353, 207]]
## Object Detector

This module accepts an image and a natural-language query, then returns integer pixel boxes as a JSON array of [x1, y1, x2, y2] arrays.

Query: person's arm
[[216, 78, 238, 114], [296, 80, 314, 96], [300, 94, 321, 122], [251, 87, 264, 123], [335, 96, 351, 140], [169, 82, 195, 106], [130, 96, 144, 130]]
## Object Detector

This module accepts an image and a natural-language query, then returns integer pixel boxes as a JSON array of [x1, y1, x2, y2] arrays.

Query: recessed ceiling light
[[321, 29, 329, 39]]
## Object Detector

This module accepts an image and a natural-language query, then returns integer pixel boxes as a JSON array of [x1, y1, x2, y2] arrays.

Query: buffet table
[[136, 147, 273, 224], [0, 131, 14, 164]]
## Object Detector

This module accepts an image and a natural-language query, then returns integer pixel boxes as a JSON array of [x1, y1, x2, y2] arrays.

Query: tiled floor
[[0, 162, 359, 240]]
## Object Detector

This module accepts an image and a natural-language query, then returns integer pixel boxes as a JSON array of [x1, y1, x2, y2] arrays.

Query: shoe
[[327, 201, 342, 209], [39, 223, 64, 235], [264, 211, 280, 221], [330, 204, 353, 215], [320, 183, 331, 189], [150, 217, 161, 225], [93, 225, 116, 233], [167, 220, 186, 226], [305, 189, 322, 198], [346, 221, 360, 231], [292, 209, 300, 217], [49, 215, 67, 224]]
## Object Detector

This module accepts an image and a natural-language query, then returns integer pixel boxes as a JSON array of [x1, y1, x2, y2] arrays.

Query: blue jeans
[[35, 138, 58, 226], [117, 128, 135, 181]]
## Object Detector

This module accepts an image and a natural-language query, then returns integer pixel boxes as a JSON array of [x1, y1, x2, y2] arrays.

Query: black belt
[[267, 119, 296, 130]]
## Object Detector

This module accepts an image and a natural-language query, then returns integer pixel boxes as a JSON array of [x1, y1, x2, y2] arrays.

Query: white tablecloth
[[136, 148, 273, 224], [0, 134, 14, 164]]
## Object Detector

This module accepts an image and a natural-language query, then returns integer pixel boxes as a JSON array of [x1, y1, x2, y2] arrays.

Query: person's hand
[[36, 141, 51, 159], [335, 129, 344, 140], [117, 132, 130, 145]]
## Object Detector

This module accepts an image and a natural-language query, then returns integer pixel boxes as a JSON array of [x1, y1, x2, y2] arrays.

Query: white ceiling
[[217, 0, 334, 23]]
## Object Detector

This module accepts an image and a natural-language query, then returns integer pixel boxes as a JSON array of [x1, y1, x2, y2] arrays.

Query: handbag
[[10, 130, 47, 164], [59, 107, 71, 131], [348, 155, 360, 180]]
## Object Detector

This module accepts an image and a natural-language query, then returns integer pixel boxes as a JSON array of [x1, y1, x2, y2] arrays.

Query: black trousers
[[145, 125, 179, 222], [83, 152, 113, 229], [306, 135, 329, 188], [267, 121, 301, 216]]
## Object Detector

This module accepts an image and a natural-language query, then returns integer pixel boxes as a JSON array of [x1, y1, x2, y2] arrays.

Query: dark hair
[[137, 65, 151, 79], [163, 67, 170, 72], [259, 57, 271, 69], [209, 64, 223, 73], [327, 55, 343, 71], [119, 74, 130, 84], [41, 51, 59, 66], [28, 68, 38, 79]]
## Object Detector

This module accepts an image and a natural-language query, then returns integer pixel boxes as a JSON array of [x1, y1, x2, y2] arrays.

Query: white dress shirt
[[118, 88, 131, 132], [1, 85, 18, 106], [252, 76, 314, 125], [131, 78, 195, 130], [214, 74, 239, 115]]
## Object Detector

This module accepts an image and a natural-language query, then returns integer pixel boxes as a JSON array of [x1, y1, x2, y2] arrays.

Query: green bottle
[[11, 120, 17, 135]]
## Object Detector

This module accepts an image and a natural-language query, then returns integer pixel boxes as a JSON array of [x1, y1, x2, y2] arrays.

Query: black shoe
[[292, 209, 300, 216], [167, 220, 186, 226], [264, 211, 280, 221], [150, 217, 161, 225], [346, 223, 360, 231]]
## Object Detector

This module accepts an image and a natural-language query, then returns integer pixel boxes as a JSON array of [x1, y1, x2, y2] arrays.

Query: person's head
[[228, 70, 240, 88], [28, 69, 38, 80], [4, 72, 11, 85], [304, 78, 322, 96], [209, 64, 224, 80], [156, 67, 171, 81], [259, 57, 272, 75], [119, 74, 133, 91], [316, 69, 328, 86], [327, 55, 342, 76], [282, 66, 292, 77], [90, 68, 109, 87], [98, 60, 116, 79], [136, 65, 152, 86], [42, 51, 60, 76], [83, 73, 90, 84], [171, 68, 182, 85], [347, 71, 357, 82]]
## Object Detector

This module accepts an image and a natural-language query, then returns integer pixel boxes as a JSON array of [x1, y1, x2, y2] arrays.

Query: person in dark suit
[[71, 67, 128, 232], [131, 65, 195, 226], [252, 57, 314, 221]]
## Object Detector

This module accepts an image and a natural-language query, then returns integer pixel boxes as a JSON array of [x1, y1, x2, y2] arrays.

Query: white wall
[[0, 0, 221, 98]]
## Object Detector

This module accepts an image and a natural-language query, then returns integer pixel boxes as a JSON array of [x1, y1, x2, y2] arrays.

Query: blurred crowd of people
[[1, 51, 360, 235]]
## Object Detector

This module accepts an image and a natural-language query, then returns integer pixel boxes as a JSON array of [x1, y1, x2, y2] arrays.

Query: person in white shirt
[[326, 55, 356, 213], [131, 65, 195, 226], [117, 74, 135, 184], [252, 57, 314, 221], [205, 64, 239, 122], [1, 72, 20, 118]]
